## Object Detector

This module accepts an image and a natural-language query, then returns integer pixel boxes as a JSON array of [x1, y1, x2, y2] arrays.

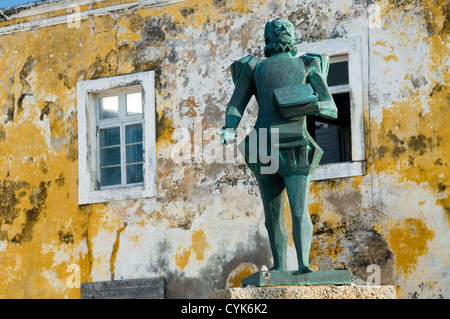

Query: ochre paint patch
[[377, 218, 435, 276], [225, 263, 258, 288], [175, 228, 210, 270]]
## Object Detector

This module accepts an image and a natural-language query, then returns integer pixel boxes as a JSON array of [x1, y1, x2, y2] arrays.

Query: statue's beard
[[264, 40, 297, 58]]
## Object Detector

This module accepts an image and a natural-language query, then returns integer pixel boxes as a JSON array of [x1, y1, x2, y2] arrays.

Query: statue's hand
[[317, 101, 338, 120], [218, 128, 236, 145]]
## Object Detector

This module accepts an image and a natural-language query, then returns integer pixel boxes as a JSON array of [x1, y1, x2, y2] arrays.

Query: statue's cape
[[300, 53, 330, 78], [230, 55, 259, 85]]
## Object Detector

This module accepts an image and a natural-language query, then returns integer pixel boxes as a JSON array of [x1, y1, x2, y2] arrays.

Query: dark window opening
[[307, 93, 352, 164], [306, 55, 352, 165]]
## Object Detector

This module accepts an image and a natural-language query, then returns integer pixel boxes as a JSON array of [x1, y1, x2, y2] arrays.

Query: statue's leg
[[257, 174, 288, 271], [284, 173, 314, 273], [240, 134, 288, 271], [278, 142, 322, 274]]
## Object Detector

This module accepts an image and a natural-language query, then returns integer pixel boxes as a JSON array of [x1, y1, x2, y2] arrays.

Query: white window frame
[[77, 71, 157, 204], [296, 36, 366, 181]]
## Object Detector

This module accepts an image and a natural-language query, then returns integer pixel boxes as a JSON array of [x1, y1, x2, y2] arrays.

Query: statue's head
[[264, 18, 297, 58]]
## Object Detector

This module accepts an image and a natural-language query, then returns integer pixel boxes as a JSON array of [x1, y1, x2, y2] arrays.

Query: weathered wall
[[0, 0, 448, 298]]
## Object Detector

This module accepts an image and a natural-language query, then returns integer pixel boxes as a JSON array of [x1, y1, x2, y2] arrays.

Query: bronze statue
[[220, 18, 338, 277]]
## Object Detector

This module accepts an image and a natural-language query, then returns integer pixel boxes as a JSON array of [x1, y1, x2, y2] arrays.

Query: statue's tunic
[[224, 53, 337, 177]]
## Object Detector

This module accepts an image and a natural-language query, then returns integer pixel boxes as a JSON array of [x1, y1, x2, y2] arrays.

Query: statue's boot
[[284, 174, 314, 273]]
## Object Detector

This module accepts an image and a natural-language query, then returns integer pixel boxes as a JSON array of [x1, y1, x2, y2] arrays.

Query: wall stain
[[155, 110, 174, 144], [3, 75, 15, 123], [57, 73, 72, 89], [0, 180, 31, 240], [12, 181, 49, 243], [106, 49, 118, 73], [55, 174, 65, 187], [407, 134, 433, 156], [17, 93, 31, 115], [39, 158, 48, 174], [131, 16, 168, 73], [128, 13, 144, 33], [0, 126, 5, 140], [19, 56, 36, 88], [87, 56, 106, 80], [39, 101, 52, 121], [58, 229, 74, 244], [347, 228, 394, 282], [110, 222, 127, 281]]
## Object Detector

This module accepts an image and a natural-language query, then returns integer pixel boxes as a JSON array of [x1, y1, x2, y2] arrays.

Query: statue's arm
[[224, 56, 258, 129], [302, 54, 338, 120], [221, 55, 258, 144]]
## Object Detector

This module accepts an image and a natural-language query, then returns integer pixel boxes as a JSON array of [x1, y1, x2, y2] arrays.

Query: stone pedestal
[[207, 284, 396, 299], [242, 270, 352, 287]]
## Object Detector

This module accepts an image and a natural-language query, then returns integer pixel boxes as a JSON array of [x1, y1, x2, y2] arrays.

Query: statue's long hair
[[264, 19, 297, 58]]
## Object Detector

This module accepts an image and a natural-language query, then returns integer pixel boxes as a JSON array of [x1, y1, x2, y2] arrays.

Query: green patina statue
[[221, 18, 351, 286]]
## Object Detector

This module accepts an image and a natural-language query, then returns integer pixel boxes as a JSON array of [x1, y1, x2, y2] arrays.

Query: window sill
[[311, 161, 366, 181], [80, 185, 155, 204]]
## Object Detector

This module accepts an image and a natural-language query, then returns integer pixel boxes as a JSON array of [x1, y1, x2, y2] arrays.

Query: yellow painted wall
[[0, 0, 448, 298]]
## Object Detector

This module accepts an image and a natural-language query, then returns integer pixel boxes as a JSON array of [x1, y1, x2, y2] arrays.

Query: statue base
[[206, 284, 396, 299], [242, 270, 352, 287]]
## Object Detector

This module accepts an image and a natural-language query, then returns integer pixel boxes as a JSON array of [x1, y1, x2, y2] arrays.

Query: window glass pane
[[101, 166, 121, 186], [126, 144, 143, 164], [327, 61, 349, 86], [127, 164, 143, 184], [315, 123, 341, 164], [126, 92, 142, 116], [99, 96, 119, 119], [126, 124, 143, 144], [99, 127, 120, 147], [100, 147, 121, 166]]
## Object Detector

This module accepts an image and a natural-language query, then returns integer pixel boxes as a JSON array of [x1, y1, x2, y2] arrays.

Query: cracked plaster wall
[[0, 0, 448, 298]]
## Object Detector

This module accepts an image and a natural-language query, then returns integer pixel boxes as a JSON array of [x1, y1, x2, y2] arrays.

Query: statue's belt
[[274, 139, 310, 149]]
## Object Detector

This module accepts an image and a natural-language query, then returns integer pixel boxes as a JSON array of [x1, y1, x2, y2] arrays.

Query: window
[[296, 36, 366, 180], [77, 71, 157, 204]]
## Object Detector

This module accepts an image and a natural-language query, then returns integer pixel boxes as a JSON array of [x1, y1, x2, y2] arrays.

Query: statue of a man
[[221, 18, 337, 274]]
